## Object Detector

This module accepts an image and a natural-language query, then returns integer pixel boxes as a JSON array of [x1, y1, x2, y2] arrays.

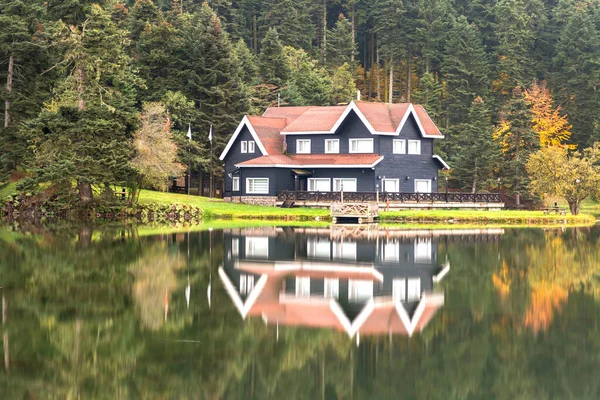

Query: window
[[408, 140, 421, 155], [240, 274, 255, 295], [246, 178, 269, 194], [348, 280, 373, 302], [324, 278, 339, 298], [246, 236, 269, 258], [414, 238, 432, 263], [383, 179, 399, 193], [384, 241, 399, 262], [349, 138, 374, 153], [307, 239, 331, 259], [296, 139, 311, 154], [407, 278, 421, 301], [333, 241, 357, 260], [333, 178, 357, 192], [325, 139, 339, 154], [248, 141, 255, 153], [232, 238, 239, 257], [296, 277, 311, 297], [392, 278, 406, 302], [241, 141, 248, 153], [308, 178, 330, 191], [414, 179, 431, 193], [232, 176, 240, 191], [393, 139, 406, 154]]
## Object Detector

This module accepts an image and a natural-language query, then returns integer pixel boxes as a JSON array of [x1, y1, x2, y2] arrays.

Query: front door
[[414, 179, 432, 193]]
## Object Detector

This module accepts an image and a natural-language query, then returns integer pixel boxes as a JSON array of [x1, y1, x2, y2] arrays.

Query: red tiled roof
[[236, 154, 383, 167], [414, 105, 442, 136], [281, 106, 347, 132], [246, 116, 287, 155], [262, 106, 312, 125]]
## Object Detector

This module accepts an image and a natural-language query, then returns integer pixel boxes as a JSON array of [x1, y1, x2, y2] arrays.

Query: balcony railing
[[277, 190, 503, 203]]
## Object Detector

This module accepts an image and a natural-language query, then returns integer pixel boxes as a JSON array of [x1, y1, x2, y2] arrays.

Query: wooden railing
[[277, 191, 503, 203]]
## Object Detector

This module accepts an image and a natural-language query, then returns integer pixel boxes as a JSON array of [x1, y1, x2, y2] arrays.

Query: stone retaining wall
[[224, 196, 278, 206]]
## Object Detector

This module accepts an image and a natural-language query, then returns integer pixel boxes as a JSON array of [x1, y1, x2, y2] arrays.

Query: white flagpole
[[209, 124, 213, 200], [187, 124, 192, 196]]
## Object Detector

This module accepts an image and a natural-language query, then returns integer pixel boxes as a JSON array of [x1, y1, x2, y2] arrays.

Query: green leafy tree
[[258, 28, 290, 88], [526, 144, 600, 215], [412, 72, 444, 125], [283, 46, 333, 106], [234, 38, 258, 85], [331, 63, 357, 104], [451, 96, 499, 193], [327, 14, 356, 68]]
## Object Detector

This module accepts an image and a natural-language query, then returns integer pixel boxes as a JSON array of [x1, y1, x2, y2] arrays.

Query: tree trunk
[[471, 177, 477, 194], [406, 53, 411, 102], [568, 200, 580, 215], [376, 45, 381, 101], [78, 226, 93, 249], [351, 5, 355, 62], [77, 181, 93, 203], [515, 193, 520, 207], [76, 64, 85, 111], [388, 58, 393, 103], [253, 14, 258, 53], [198, 170, 204, 197], [4, 53, 13, 129], [322, 0, 327, 65], [369, 32, 375, 99]]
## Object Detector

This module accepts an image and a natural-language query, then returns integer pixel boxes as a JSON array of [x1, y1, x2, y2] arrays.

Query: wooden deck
[[330, 202, 379, 224]]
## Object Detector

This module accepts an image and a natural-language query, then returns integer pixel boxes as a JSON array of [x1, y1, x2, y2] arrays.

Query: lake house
[[219, 101, 450, 205]]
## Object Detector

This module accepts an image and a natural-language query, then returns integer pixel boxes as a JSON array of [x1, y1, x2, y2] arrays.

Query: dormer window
[[241, 141, 248, 153], [248, 140, 255, 153], [296, 139, 311, 154], [349, 138, 373, 153]]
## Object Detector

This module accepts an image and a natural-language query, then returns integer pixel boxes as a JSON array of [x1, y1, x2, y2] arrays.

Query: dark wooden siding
[[222, 126, 265, 197]]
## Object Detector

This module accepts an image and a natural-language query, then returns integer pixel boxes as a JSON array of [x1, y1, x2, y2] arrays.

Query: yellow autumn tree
[[523, 80, 572, 148]]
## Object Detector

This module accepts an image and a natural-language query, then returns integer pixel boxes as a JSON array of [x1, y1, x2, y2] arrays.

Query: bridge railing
[[277, 191, 503, 203]]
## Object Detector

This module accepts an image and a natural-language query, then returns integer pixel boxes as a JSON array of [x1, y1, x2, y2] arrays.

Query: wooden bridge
[[330, 202, 379, 224]]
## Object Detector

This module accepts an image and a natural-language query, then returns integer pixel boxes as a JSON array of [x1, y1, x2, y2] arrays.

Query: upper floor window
[[408, 140, 421, 155], [246, 236, 269, 258], [240, 274, 255, 295], [349, 138, 373, 153], [393, 139, 406, 154], [248, 141, 255, 153], [241, 141, 248, 153], [296, 139, 311, 154], [325, 139, 339, 154]]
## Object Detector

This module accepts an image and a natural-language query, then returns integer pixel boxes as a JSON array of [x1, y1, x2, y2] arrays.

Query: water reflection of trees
[[0, 226, 599, 399]]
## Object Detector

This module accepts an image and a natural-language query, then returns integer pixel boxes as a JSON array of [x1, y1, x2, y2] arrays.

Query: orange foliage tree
[[523, 81, 572, 148]]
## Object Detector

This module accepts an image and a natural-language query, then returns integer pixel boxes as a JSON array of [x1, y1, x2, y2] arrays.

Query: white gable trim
[[219, 116, 268, 160], [432, 155, 450, 170], [279, 101, 444, 138], [218, 266, 268, 319]]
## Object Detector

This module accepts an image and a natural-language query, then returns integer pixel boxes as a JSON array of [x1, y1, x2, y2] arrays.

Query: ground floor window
[[324, 278, 339, 298], [232, 176, 240, 191], [296, 277, 311, 297], [383, 179, 399, 192], [246, 178, 269, 194], [308, 178, 330, 191], [414, 179, 431, 193], [348, 280, 373, 302], [392, 278, 406, 302], [245, 236, 269, 258], [415, 238, 432, 263], [333, 178, 357, 192]]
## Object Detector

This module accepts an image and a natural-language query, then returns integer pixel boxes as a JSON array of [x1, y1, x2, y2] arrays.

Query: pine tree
[[327, 14, 356, 68], [260, 0, 316, 51], [493, 87, 538, 204], [258, 28, 290, 88], [283, 47, 332, 106], [234, 39, 258, 85], [412, 72, 444, 124], [331, 63, 357, 104], [451, 96, 499, 193], [441, 16, 490, 126], [414, 0, 455, 73]]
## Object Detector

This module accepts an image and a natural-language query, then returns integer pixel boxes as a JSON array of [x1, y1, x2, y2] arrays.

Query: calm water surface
[[1, 224, 599, 399]]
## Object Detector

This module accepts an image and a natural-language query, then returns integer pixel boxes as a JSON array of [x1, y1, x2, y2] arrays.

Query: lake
[[1, 224, 599, 399]]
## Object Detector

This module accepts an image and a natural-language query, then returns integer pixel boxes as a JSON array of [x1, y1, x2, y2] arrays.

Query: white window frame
[[384, 241, 400, 262], [348, 280, 373, 302], [349, 138, 374, 153], [415, 238, 432, 263], [383, 179, 400, 193], [333, 178, 357, 192], [414, 179, 432, 193], [408, 140, 421, 155], [325, 139, 340, 154], [248, 140, 255, 153], [333, 241, 357, 260], [246, 178, 269, 194], [232, 176, 240, 191], [307, 239, 331, 259], [295, 276, 311, 297], [392, 278, 406, 302], [308, 178, 330, 192], [245, 236, 269, 258], [296, 139, 311, 154], [407, 278, 421, 301], [232, 237, 239, 257], [393, 139, 406, 154], [324, 278, 339, 298], [241, 141, 248, 153], [240, 274, 255, 295]]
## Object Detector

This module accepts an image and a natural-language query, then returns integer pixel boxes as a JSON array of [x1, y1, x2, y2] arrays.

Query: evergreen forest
[[2, 0, 600, 200]]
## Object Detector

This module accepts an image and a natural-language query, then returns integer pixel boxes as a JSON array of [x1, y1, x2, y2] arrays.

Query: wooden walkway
[[330, 202, 379, 224]]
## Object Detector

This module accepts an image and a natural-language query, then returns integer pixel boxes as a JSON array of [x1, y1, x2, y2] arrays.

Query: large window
[[408, 140, 421, 154], [384, 241, 400, 262], [348, 280, 373, 302], [414, 238, 432, 263], [296, 277, 311, 297], [383, 179, 399, 192], [246, 178, 269, 194], [248, 140, 255, 153], [232, 238, 239, 256], [308, 178, 330, 191], [414, 179, 431, 193], [296, 139, 311, 154], [349, 138, 374, 153], [241, 141, 248, 153], [333, 241, 357, 260], [307, 239, 331, 259], [325, 139, 339, 153], [333, 178, 357, 192], [246, 236, 269, 258], [393, 139, 406, 154], [232, 176, 240, 191]]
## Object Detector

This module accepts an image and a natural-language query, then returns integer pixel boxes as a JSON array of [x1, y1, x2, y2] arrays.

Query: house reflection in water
[[218, 226, 469, 339]]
